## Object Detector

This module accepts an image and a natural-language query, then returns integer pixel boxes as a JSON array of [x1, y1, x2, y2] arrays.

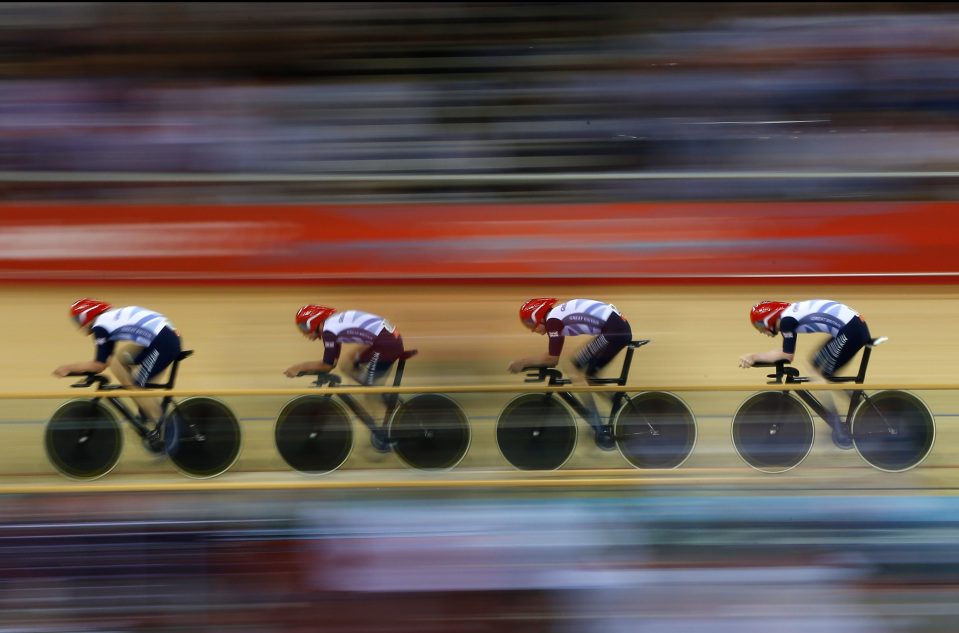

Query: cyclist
[[739, 299, 874, 450], [284, 305, 405, 449], [508, 298, 632, 449], [53, 299, 183, 452]]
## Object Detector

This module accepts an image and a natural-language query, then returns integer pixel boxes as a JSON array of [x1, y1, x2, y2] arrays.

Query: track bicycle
[[733, 338, 935, 473], [496, 340, 697, 470], [275, 350, 470, 473], [45, 350, 242, 479]]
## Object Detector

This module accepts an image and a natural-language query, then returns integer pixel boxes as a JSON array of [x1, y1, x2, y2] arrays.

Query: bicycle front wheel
[[45, 400, 122, 480], [496, 394, 576, 470], [852, 390, 935, 472], [613, 392, 696, 469], [388, 394, 470, 470], [275, 396, 353, 474], [169, 397, 241, 478], [732, 392, 814, 473]]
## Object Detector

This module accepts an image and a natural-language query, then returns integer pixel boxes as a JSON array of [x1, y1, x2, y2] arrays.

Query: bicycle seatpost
[[392, 349, 418, 387]]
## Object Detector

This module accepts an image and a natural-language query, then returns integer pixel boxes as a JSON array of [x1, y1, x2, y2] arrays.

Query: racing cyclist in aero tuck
[[54, 299, 184, 454], [740, 299, 875, 450], [509, 298, 632, 450], [285, 304, 406, 450]]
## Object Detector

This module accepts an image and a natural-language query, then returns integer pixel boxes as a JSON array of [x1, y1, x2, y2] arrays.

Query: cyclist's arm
[[508, 353, 559, 373], [284, 360, 334, 377], [53, 360, 108, 377], [739, 350, 794, 368]]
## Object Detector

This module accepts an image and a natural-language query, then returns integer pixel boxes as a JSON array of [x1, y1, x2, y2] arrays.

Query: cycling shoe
[[370, 430, 393, 453], [825, 413, 853, 450], [831, 425, 854, 450], [594, 425, 617, 451], [145, 413, 182, 457]]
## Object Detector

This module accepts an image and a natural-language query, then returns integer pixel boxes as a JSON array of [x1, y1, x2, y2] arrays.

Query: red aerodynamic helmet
[[70, 298, 112, 327], [519, 297, 557, 328], [296, 304, 336, 334], [750, 300, 790, 333]]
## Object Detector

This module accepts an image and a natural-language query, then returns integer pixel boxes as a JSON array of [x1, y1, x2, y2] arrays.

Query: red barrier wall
[[0, 202, 953, 283]]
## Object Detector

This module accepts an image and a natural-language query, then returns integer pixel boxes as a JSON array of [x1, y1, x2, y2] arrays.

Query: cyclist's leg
[[347, 335, 402, 449], [131, 328, 181, 424], [811, 317, 870, 449], [812, 317, 871, 380], [572, 315, 631, 440], [110, 343, 151, 419], [349, 333, 404, 403]]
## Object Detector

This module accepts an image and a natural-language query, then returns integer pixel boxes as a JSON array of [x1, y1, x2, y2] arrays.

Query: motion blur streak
[[0, 491, 956, 631], [3, 2, 959, 631], [1, 4, 959, 203]]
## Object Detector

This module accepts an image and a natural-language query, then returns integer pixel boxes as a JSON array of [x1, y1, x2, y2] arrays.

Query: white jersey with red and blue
[[779, 299, 860, 355], [545, 299, 626, 357], [545, 299, 620, 336], [321, 310, 398, 366], [90, 306, 174, 363]]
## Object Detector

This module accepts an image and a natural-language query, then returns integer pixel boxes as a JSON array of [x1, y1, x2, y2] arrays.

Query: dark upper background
[[1, 2, 958, 203]]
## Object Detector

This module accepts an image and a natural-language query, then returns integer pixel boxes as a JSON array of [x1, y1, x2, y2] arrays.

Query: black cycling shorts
[[572, 312, 632, 376], [812, 316, 871, 379], [353, 330, 404, 386], [133, 327, 182, 387]]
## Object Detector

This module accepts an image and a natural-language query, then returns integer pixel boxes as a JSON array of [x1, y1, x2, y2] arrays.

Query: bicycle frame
[[70, 350, 190, 438], [764, 345, 875, 427], [306, 353, 413, 435], [742, 338, 934, 473], [524, 340, 649, 430]]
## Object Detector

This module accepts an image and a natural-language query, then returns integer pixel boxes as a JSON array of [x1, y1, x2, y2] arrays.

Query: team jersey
[[779, 299, 860, 355], [321, 310, 396, 364], [90, 306, 174, 362], [545, 299, 624, 356]]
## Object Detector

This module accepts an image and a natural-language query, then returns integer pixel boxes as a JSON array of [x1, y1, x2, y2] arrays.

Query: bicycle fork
[[855, 392, 899, 436]]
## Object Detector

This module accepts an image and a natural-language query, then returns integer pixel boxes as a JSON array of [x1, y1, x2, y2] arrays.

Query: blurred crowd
[[2, 490, 957, 632], [1, 2, 959, 202]]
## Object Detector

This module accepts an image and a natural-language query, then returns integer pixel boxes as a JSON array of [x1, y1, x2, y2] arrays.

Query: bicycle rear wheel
[[45, 400, 122, 480], [613, 392, 696, 469], [732, 392, 814, 473], [388, 394, 470, 470], [496, 394, 576, 470], [169, 397, 241, 478], [852, 390, 935, 472], [275, 396, 353, 474]]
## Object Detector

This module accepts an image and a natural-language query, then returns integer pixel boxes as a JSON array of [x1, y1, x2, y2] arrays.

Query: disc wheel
[[275, 396, 353, 474], [389, 394, 471, 470], [732, 392, 814, 473], [852, 390, 935, 472], [496, 394, 576, 470], [614, 392, 697, 469], [168, 397, 242, 478], [46, 400, 122, 480]]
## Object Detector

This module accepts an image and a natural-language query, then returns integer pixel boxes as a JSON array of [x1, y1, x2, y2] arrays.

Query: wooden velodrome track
[[2, 283, 958, 493]]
